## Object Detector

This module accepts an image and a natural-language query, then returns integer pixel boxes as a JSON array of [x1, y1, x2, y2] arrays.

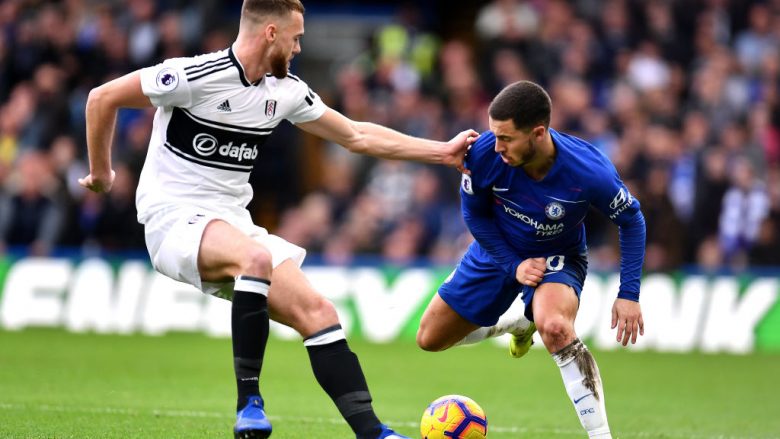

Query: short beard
[[270, 49, 288, 79], [517, 139, 536, 167]]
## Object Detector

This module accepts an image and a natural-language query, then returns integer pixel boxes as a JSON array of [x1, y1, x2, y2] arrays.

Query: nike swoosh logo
[[437, 404, 450, 422], [573, 393, 592, 404], [492, 186, 510, 192]]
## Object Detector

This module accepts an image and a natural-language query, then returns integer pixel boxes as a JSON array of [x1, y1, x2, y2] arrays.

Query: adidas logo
[[216, 99, 231, 112]]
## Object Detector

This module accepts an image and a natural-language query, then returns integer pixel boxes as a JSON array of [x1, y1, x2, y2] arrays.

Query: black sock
[[232, 276, 270, 410], [306, 328, 382, 439]]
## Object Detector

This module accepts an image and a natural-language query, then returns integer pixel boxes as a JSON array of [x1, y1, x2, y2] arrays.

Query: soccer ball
[[420, 395, 488, 439]]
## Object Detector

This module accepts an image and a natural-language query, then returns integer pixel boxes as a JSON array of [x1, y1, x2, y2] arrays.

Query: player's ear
[[532, 125, 546, 140], [265, 23, 277, 42]]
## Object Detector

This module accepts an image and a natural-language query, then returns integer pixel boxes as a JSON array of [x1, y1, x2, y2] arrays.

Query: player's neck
[[233, 37, 269, 83], [522, 134, 556, 181]]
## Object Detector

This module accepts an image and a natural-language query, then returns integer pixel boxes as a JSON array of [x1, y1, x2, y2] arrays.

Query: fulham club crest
[[264, 99, 277, 119]]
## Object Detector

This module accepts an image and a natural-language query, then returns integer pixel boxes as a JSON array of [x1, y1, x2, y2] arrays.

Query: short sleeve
[[139, 59, 193, 108], [285, 80, 327, 124]]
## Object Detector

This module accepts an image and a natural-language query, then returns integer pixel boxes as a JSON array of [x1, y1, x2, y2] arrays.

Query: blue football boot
[[374, 424, 411, 439], [234, 396, 272, 439]]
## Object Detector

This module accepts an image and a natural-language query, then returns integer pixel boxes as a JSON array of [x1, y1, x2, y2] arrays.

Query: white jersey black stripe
[[180, 108, 273, 135], [188, 62, 234, 82], [136, 44, 327, 222], [184, 56, 230, 74]]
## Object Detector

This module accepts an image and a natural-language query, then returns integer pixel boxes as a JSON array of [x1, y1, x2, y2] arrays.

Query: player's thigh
[[532, 282, 579, 324], [198, 219, 271, 282], [418, 293, 481, 350], [267, 259, 338, 338], [437, 253, 521, 328], [523, 252, 587, 322]]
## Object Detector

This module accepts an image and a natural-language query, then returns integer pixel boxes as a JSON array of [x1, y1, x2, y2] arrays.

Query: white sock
[[453, 312, 533, 347], [552, 339, 611, 439]]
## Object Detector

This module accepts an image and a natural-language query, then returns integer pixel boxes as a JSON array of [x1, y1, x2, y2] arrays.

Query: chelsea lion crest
[[544, 201, 565, 220]]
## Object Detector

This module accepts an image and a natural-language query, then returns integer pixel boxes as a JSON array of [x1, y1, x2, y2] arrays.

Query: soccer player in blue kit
[[416, 81, 646, 439]]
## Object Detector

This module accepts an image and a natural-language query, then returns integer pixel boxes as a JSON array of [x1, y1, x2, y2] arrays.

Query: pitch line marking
[[0, 402, 776, 439]]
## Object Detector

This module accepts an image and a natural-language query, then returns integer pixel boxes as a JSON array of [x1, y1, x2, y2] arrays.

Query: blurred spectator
[[734, 3, 777, 75], [49, 134, 87, 247], [27, 63, 73, 149], [689, 148, 730, 261], [718, 158, 770, 266], [642, 165, 685, 271], [91, 163, 145, 250], [475, 0, 539, 44], [0, 151, 64, 256], [748, 167, 780, 266], [126, 0, 160, 67]]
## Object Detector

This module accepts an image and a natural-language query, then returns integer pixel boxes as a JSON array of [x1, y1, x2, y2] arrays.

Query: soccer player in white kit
[[78, 1, 477, 438]]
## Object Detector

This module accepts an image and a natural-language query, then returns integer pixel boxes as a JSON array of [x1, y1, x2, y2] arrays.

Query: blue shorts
[[438, 243, 588, 326]]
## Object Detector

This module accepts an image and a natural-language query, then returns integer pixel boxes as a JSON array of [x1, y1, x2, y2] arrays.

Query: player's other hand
[[444, 129, 479, 175], [611, 298, 644, 346], [515, 257, 546, 287], [78, 170, 116, 193]]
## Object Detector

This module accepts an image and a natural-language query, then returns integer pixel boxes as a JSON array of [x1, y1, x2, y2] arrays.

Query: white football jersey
[[136, 45, 326, 223]]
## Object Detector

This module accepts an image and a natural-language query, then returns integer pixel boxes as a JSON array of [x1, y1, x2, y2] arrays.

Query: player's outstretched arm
[[297, 108, 478, 172], [79, 71, 153, 193], [611, 298, 644, 346]]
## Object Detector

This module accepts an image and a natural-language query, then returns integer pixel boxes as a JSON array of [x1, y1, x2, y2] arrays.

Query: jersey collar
[[228, 45, 263, 87]]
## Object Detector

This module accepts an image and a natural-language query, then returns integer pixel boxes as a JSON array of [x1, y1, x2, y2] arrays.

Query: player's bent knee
[[537, 317, 573, 345], [416, 327, 447, 352]]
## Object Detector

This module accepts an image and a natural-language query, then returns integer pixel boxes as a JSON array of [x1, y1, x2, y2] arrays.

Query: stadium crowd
[[0, 0, 778, 272]]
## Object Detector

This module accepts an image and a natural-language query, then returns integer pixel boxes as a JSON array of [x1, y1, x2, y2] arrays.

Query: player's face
[[489, 118, 544, 167], [268, 11, 304, 78]]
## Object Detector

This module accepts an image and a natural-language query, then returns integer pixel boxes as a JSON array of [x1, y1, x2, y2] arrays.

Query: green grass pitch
[[1, 328, 778, 438]]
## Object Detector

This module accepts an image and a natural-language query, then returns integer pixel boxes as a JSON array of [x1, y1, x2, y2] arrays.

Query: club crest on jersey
[[156, 68, 179, 91], [544, 201, 566, 220], [264, 100, 277, 119]]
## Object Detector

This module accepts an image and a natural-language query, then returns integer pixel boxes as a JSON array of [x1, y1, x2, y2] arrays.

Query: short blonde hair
[[241, 0, 305, 23]]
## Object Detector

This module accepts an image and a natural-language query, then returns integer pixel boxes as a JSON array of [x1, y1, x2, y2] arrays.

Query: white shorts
[[142, 205, 306, 297]]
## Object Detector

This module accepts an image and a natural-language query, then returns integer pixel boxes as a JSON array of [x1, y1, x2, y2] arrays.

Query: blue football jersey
[[460, 128, 646, 299]]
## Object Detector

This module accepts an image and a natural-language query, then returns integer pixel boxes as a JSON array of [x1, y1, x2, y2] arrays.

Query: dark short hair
[[488, 80, 551, 131], [242, 0, 305, 21]]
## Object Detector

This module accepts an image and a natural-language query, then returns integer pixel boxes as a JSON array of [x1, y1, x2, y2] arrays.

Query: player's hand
[[611, 298, 644, 346], [444, 129, 479, 175], [78, 170, 116, 193], [515, 257, 546, 287]]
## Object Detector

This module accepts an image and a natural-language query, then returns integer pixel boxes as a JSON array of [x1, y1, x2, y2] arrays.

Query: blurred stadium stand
[[0, 0, 778, 273]]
